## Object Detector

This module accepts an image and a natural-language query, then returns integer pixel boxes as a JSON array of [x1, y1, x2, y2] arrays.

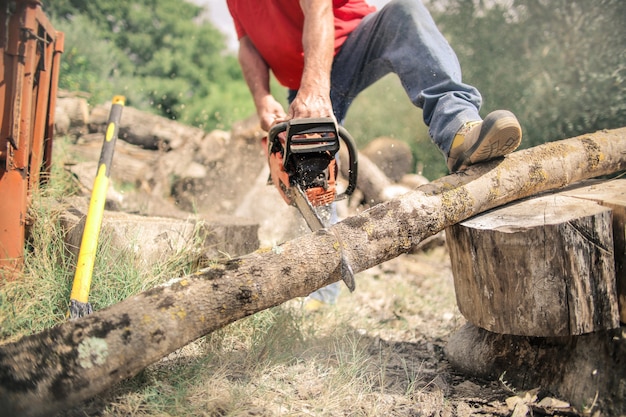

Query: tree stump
[[445, 179, 626, 414], [447, 187, 621, 337], [445, 322, 626, 415]]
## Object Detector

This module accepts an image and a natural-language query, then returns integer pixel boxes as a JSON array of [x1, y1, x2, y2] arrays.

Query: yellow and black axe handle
[[68, 96, 125, 319]]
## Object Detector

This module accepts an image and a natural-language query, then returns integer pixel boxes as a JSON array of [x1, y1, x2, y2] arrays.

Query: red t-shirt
[[227, 0, 376, 90]]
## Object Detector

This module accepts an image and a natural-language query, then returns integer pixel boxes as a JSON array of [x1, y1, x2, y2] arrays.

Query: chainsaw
[[265, 117, 358, 291]]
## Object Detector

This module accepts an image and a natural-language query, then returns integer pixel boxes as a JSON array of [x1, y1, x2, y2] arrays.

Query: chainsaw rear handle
[[267, 117, 358, 197], [336, 125, 358, 197]]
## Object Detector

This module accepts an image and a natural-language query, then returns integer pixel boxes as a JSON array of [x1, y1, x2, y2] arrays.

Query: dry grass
[[49, 247, 473, 417], [1, 136, 509, 416]]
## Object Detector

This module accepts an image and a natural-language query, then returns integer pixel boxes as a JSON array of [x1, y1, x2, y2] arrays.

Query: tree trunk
[[445, 323, 626, 415], [447, 189, 621, 336], [1, 127, 625, 416]]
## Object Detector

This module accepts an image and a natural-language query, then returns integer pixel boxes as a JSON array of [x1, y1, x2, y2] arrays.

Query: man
[[227, 0, 522, 171], [227, 0, 522, 305]]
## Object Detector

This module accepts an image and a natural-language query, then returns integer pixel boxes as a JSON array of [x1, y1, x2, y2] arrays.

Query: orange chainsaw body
[[263, 118, 359, 291], [263, 118, 339, 207], [264, 121, 340, 207]]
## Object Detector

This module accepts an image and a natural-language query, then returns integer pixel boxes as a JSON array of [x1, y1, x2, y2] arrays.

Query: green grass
[[0, 135, 380, 415], [93, 308, 380, 417], [0, 141, 78, 340], [0, 136, 199, 342]]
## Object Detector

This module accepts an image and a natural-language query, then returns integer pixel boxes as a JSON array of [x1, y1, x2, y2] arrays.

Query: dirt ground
[[58, 117, 590, 416], [65, 246, 582, 417], [332, 247, 530, 417], [312, 246, 583, 417]]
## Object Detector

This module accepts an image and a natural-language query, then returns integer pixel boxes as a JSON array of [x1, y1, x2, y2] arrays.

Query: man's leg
[[331, 0, 520, 170]]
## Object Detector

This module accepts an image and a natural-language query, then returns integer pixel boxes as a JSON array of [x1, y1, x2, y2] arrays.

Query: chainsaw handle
[[337, 126, 358, 197], [267, 121, 288, 143], [267, 118, 358, 197], [267, 121, 288, 155]]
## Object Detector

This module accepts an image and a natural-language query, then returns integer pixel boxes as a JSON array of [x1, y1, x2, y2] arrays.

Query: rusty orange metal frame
[[0, 0, 64, 279]]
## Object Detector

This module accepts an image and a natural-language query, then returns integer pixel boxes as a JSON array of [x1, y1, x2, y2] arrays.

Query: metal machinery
[[0, 1, 63, 278], [266, 118, 359, 291]]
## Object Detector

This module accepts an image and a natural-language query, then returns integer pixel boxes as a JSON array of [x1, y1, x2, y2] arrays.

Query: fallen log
[[1, 127, 625, 416], [89, 103, 207, 151], [55, 96, 89, 135], [361, 137, 414, 182], [339, 147, 400, 205]]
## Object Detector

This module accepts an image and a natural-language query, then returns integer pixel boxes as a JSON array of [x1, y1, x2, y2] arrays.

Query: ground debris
[[504, 388, 579, 417]]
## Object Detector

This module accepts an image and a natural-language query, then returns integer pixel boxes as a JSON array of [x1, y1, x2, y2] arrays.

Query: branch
[[1, 127, 625, 417]]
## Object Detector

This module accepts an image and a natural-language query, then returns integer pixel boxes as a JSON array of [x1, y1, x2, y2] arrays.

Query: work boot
[[447, 110, 522, 172]]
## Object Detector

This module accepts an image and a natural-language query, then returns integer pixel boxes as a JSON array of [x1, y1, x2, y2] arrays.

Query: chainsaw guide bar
[[266, 118, 358, 291]]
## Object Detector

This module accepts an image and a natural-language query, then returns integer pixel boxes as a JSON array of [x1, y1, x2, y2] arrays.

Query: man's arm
[[238, 35, 287, 131], [290, 0, 335, 120]]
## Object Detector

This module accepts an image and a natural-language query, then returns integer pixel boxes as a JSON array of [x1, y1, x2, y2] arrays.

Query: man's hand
[[237, 1, 336, 130], [288, 89, 334, 121], [258, 95, 287, 132]]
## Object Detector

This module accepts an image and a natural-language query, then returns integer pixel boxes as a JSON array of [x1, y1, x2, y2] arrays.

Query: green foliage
[[53, 15, 123, 105], [432, 0, 626, 147], [0, 138, 80, 341], [322, 0, 626, 179], [46, 0, 254, 130], [44, 0, 625, 174]]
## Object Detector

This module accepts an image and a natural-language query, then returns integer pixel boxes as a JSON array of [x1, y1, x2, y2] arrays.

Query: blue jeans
[[290, 0, 482, 304], [330, 0, 482, 156]]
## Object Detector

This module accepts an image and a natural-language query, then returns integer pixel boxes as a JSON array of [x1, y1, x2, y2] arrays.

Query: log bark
[[55, 96, 90, 134], [69, 134, 159, 186], [447, 191, 620, 336], [1, 127, 626, 416], [89, 103, 207, 151], [361, 137, 414, 182], [561, 180, 626, 323]]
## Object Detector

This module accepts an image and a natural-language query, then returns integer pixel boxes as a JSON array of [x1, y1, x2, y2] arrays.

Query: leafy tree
[[348, 0, 626, 178], [45, 0, 255, 130], [45, 0, 625, 178], [53, 14, 122, 104], [433, 0, 626, 147]]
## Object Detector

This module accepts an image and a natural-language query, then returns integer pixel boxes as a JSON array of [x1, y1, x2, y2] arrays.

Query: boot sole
[[451, 110, 522, 172]]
